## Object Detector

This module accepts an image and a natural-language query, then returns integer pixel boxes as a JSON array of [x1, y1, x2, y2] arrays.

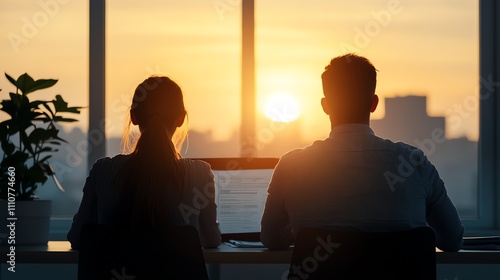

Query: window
[[0, 0, 89, 239], [473, 0, 500, 235], [1, 0, 498, 239], [105, 0, 242, 158]]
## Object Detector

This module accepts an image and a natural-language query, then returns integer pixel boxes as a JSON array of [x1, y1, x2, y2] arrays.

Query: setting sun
[[263, 93, 301, 123]]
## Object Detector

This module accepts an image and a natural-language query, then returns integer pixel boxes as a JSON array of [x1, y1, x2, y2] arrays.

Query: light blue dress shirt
[[261, 124, 464, 252]]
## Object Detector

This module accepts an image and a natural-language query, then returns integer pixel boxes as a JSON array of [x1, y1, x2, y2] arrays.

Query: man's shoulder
[[276, 137, 428, 165], [277, 139, 330, 164], [386, 139, 426, 156], [375, 138, 431, 168]]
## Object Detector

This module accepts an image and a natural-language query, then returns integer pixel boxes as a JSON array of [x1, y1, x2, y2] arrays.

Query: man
[[260, 53, 464, 252]]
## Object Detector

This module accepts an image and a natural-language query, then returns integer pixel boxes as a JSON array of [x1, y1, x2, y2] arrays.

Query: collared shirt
[[260, 123, 464, 251]]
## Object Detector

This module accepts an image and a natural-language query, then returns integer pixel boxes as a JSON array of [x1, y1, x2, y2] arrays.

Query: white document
[[214, 169, 274, 234]]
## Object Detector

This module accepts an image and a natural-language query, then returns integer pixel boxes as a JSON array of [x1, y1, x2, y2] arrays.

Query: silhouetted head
[[130, 76, 186, 135], [321, 53, 379, 126], [122, 75, 188, 154]]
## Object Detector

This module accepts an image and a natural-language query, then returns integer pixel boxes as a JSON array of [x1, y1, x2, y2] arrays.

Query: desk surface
[[1, 241, 499, 264]]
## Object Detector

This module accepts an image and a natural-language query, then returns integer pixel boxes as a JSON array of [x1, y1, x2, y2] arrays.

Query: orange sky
[[0, 0, 479, 144]]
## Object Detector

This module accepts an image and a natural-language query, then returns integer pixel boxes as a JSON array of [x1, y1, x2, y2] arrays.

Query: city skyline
[[25, 94, 478, 219]]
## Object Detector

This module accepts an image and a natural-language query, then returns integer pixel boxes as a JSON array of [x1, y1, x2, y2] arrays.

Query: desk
[[1, 241, 499, 264]]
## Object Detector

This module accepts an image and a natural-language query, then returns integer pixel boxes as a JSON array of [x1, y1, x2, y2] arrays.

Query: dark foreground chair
[[288, 227, 436, 280], [78, 224, 209, 280]]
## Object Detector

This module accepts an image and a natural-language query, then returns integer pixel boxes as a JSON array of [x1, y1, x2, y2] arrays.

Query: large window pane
[[0, 0, 89, 231], [106, 0, 241, 158]]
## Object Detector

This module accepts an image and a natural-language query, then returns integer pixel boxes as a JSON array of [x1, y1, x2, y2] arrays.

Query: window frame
[[462, 0, 500, 235]]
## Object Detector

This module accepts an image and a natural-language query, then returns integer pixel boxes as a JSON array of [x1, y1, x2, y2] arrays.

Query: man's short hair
[[321, 54, 377, 114]]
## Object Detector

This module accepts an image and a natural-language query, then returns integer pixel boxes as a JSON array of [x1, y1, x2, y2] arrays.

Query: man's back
[[261, 124, 464, 251]]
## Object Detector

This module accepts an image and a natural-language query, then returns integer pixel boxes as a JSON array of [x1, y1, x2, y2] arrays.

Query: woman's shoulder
[[179, 158, 212, 171], [89, 154, 132, 174]]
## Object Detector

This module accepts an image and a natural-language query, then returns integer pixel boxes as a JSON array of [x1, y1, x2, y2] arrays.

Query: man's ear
[[130, 110, 138, 125], [370, 94, 379, 113], [176, 111, 186, 127], [321, 97, 331, 115]]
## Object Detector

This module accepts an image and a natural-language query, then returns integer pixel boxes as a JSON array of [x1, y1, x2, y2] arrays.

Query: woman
[[67, 75, 221, 249]]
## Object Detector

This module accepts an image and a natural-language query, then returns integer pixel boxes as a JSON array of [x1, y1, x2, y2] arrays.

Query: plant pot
[[0, 200, 52, 246]]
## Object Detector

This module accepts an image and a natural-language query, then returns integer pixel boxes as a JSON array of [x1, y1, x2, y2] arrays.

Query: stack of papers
[[224, 240, 265, 248]]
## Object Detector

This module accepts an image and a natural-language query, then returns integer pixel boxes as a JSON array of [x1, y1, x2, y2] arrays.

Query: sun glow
[[263, 93, 301, 122]]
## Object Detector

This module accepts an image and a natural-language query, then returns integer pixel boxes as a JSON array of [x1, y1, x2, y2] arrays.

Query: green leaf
[[54, 136, 67, 144], [29, 111, 44, 120], [0, 121, 8, 137], [8, 92, 25, 107], [1, 141, 15, 156], [0, 119, 19, 135], [45, 140, 62, 145], [51, 130, 68, 144], [53, 116, 79, 122], [37, 155, 52, 164], [0, 99, 17, 117], [0, 122, 16, 155], [20, 130, 34, 155], [2, 151, 29, 166], [27, 128, 53, 143], [30, 100, 48, 110], [5, 73, 18, 88], [17, 73, 35, 95], [36, 147, 55, 154], [42, 102, 55, 118], [8, 93, 33, 124], [25, 79, 57, 94], [52, 95, 83, 114], [23, 164, 48, 186], [40, 111, 51, 120]]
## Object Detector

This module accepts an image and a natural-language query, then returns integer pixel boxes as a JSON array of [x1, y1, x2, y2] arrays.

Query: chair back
[[78, 224, 209, 280], [288, 227, 436, 280]]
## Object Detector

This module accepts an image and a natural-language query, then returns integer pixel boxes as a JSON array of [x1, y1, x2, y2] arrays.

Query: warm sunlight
[[263, 93, 301, 123]]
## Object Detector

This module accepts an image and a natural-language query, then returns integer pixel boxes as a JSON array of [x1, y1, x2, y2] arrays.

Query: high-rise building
[[371, 96, 445, 144]]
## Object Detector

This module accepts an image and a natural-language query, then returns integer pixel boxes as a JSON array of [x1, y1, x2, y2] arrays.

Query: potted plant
[[0, 73, 82, 245]]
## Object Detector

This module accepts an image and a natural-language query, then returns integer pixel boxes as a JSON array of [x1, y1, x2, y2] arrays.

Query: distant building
[[371, 96, 445, 144]]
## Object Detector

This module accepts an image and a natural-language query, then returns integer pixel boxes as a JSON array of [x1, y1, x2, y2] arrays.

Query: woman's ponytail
[[119, 76, 186, 227]]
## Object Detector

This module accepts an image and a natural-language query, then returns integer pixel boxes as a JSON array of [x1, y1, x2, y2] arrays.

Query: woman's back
[[68, 76, 221, 249], [68, 155, 221, 248]]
